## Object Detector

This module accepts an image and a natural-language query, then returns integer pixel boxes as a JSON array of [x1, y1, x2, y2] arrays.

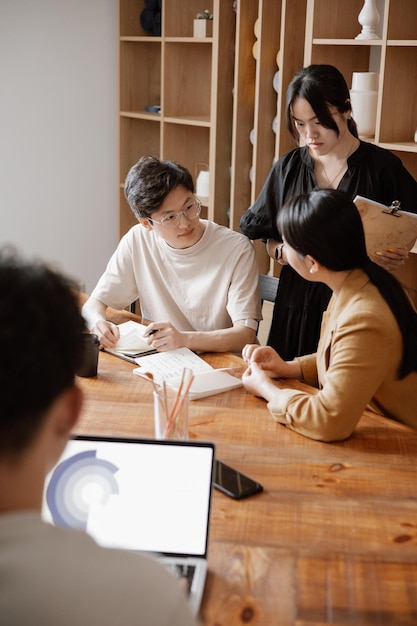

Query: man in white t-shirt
[[0, 251, 198, 626], [82, 156, 262, 354]]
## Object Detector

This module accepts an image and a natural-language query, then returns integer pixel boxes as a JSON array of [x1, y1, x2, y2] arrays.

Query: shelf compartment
[[120, 41, 161, 111], [306, 0, 384, 40], [163, 42, 212, 119], [379, 47, 417, 144], [308, 44, 372, 85], [120, 0, 161, 38], [387, 0, 417, 40], [119, 116, 161, 182], [161, 123, 210, 183], [163, 0, 214, 38]]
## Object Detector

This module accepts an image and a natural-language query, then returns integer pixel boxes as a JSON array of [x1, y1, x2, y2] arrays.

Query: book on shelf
[[354, 195, 417, 256]]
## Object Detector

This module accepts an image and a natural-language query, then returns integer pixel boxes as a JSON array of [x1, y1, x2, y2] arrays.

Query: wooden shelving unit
[[304, 0, 417, 168], [118, 0, 235, 236], [229, 0, 307, 275], [304, 0, 417, 303], [119, 0, 417, 302]]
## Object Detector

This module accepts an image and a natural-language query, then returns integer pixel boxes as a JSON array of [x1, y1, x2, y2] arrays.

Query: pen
[[145, 329, 158, 337]]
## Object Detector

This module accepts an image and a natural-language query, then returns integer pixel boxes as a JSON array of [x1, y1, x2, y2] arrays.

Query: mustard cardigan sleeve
[[266, 308, 401, 442]]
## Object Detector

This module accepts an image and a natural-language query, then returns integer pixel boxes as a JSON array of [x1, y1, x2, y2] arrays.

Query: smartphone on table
[[213, 459, 263, 500]]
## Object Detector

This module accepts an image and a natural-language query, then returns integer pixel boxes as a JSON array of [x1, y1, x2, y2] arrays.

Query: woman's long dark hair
[[286, 64, 359, 142], [278, 189, 417, 379]]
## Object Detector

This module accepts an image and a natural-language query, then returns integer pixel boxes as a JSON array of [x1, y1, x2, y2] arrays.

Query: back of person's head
[[0, 250, 85, 459], [286, 64, 358, 142], [278, 189, 417, 378], [278, 188, 368, 271], [124, 155, 194, 220]]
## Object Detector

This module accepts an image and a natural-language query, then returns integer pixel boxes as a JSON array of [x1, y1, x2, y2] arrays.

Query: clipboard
[[354, 195, 417, 256]]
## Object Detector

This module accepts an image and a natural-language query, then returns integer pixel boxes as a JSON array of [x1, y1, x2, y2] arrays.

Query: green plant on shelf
[[195, 9, 213, 19]]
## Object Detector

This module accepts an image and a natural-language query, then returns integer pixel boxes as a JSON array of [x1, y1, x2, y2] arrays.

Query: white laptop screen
[[42, 436, 215, 558]]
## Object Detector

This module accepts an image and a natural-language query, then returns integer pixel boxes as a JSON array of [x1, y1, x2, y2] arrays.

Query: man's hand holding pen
[[143, 322, 185, 352]]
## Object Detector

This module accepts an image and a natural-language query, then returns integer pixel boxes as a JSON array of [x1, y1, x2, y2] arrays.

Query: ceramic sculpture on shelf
[[355, 0, 380, 40]]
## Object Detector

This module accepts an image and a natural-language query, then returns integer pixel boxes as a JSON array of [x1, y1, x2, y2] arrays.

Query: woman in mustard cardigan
[[242, 189, 417, 441]]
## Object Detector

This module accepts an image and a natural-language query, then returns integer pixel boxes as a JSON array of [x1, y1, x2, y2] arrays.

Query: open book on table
[[103, 320, 157, 362], [133, 347, 242, 400], [354, 195, 417, 256]]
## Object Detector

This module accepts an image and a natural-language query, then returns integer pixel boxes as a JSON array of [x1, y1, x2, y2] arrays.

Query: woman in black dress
[[240, 64, 417, 360]]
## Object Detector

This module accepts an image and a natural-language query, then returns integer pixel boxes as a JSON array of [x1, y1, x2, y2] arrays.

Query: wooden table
[[75, 349, 417, 625]]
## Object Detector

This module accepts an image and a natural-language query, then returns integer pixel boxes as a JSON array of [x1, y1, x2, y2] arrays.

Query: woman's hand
[[242, 344, 288, 377], [373, 247, 408, 271], [242, 360, 278, 402]]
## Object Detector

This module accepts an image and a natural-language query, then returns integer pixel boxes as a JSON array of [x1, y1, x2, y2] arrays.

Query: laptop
[[42, 435, 215, 615]]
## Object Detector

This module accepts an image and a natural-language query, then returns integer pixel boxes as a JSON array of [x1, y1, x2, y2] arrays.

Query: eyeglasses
[[148, 198, 202, 229]]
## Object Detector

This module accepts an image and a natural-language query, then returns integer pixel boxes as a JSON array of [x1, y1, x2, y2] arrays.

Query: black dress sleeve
[[239, 163, 283, 241], [239, 148, 318, 241], [342, 142, 417, 214]]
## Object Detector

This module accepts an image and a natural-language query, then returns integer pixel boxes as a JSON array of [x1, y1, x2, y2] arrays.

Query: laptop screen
[[42, 436, 215, 558]]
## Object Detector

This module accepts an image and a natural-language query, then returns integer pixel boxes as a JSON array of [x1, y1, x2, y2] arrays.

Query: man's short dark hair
[[124, 155, 194, 220], [0, 249, 85, 458]]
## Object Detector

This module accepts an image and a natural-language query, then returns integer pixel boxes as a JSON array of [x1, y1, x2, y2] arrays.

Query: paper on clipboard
[[354, 195, 417, 256]]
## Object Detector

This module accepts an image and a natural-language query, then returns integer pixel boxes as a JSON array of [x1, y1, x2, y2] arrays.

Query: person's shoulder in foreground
[[0, 248, 198, 626], [1, 511, 197, 626]]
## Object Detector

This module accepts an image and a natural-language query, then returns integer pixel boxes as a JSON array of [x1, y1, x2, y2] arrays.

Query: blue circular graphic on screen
[[46, 449, 119, 531]]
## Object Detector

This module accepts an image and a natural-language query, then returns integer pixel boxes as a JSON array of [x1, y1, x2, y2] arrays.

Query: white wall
[[0, 0, 118, 293]]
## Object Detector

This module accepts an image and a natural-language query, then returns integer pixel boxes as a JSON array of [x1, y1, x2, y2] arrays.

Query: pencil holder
[[153, 387, 189, 441]]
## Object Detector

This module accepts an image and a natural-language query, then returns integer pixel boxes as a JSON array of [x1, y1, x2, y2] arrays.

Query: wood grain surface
[[75, 349, 417, 625]]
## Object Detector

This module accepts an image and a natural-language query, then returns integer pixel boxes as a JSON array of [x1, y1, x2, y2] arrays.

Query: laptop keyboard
[[165, 563, 196, 594]]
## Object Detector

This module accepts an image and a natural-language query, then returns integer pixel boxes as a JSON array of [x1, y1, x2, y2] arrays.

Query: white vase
[[193, 19, 212, 38], [352, 71, 379, 92], [355, 0, 380, 40], [196, 170, 210, 199], [350, 72, 379, 137], [350, 90, 378, 137]]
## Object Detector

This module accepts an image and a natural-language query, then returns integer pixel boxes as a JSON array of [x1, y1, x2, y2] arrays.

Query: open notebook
[[42, 435, 215, 615], [103, 321, 157, 362]]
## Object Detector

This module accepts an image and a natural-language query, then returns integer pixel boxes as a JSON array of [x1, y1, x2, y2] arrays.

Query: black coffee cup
[[77, 333, 100, 377]]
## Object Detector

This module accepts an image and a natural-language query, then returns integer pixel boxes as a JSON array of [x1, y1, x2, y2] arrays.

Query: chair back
[[259, 274, 279, 303]]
